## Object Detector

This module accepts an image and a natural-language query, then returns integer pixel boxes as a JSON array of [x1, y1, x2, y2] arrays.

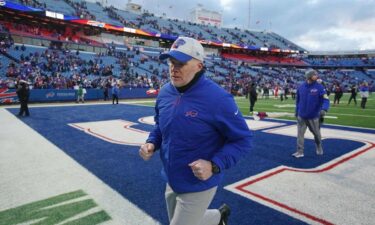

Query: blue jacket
[[147, 74, 253, 193], [296, 81, 330, 119], [112, 86, 119, 95]]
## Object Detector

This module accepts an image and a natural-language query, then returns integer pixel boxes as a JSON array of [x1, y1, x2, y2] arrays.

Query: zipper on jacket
[[168, 93, 183, 175]]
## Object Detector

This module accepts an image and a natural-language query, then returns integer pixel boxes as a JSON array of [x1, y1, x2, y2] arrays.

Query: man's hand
[[139, 143, 155, 161], [188, 159, 213, 181]]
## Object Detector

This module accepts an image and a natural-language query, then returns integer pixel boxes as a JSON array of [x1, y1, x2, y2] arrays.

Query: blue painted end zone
[[7, 105, 366, 225]]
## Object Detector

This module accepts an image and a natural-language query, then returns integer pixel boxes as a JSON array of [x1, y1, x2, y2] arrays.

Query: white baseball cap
[[159, 36, 204, 63]]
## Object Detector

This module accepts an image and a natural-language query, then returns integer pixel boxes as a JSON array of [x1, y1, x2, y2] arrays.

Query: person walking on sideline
[[76, 85, 85, 103], [293, 69, 330, 158], [347, 84, 357, 105], [139, 37, 253, 225], [112, 83, 119, 104], [359, 81, 369, 109], [16, 80, 30, 116], [249, 82, 257, 114]]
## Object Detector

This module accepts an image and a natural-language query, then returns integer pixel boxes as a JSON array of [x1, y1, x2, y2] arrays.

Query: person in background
[[76, 85, 85, 103], [103, 84, 109, 101], [139, 37, 253, 225], [279, 85, 285, 101], [112, 83, 119, 104], [347, 84, 357, 105], [293, 69, 330, 158], [333, 83, 343, 105], [16, 80, 30, 117], [359, 81, 369, 109], [249, 82, 258, 114]]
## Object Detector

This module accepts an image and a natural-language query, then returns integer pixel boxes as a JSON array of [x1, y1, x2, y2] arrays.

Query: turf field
[[138, 93, 374, 129], [235, 93, 374, 129]]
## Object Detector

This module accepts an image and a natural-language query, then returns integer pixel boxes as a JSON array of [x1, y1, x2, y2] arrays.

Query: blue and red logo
[[185, 110, 198, 117], [46, 92, 55, 98], [171, 39, 186, 49], [0, 88, 18, 104]]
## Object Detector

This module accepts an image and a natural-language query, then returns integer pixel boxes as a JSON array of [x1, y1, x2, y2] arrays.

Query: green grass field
[[136, 93, 374, 129], [235, 93, 375, 129]]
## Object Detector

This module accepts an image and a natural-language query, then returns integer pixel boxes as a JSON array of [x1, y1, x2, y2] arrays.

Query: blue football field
[[1, 103, 374, 225]]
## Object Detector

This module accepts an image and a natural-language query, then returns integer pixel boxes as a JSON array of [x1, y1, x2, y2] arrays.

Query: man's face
[[311, 74, 318, 81], [168, 58, 203, 87], [307, 73, 318, 83]]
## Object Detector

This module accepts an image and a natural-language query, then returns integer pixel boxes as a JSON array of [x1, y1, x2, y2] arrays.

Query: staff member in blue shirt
[[112, 83, 119, 104], [293, 69, 330, 158], [139, 37, 253, 225]]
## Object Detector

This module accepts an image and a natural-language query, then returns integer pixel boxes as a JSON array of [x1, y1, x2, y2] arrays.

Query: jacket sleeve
[[320, 87, 330, 111], [211, 94, 253, 171], [295, 88, 300, 116], [146, 99, 162, 150]]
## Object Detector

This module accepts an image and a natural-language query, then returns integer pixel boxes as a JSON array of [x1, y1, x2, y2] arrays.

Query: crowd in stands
[[0, 20, 103, 47], [0, 25, 13, 53], [1, 0, 374, 96], [64, 0, 96, 20], [17, 0, 46, 10], [1, 41, 373, 99], [304, 56, 375, 67], [105, 6, 138, 28]]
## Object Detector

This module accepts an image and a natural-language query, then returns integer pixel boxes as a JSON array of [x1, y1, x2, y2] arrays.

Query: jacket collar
[[175, 69, 205, 93]]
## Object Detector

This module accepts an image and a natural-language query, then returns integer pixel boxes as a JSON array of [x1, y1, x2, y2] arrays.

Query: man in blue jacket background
[[139, 36, 253, 225], [293, 69, 330, 158]]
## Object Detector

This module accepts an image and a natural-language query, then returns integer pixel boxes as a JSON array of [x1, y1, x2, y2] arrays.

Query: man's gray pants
[[165, 184, 221, 225], [297, 117, 323, 154]]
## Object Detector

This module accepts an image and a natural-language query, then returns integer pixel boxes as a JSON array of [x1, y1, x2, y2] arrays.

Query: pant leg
[[297, 117, 307, 153], [165, 184, 177, 222], [19, 101, 25, 116], [165, 184, 220, 225], [362, 98, 367, 108], [364, 98, 367, 108], [306, 118, 323, 153], [348, 95, 353, 104], [24, 102, 29, 116], [250, 100, 255, 112]]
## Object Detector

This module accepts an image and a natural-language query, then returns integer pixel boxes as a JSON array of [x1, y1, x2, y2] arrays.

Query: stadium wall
[[0, 88, 155, 104]]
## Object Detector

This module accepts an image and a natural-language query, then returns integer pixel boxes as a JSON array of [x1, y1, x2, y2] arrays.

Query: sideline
[[0, 108, 160, 225]]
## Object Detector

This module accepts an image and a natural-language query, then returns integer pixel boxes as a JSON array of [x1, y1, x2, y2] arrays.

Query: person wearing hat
[[16, 80, 30, 117], [359, 81, 369, 109], [347, 84, 358, 105], [139, 37, 253, 225], [249, 82, 258, 114], [293, 69, 330, 158]]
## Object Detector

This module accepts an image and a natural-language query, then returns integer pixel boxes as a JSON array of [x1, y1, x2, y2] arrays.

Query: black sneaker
[[218, 204, 231, 225]]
